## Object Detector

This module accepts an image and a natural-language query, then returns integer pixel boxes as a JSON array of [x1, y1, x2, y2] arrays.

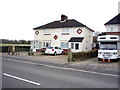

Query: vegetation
[[28, 52, 34, 55], [0, 39, 30, 44], [72, 49, 98, 62], [0, 39, 31, 52]]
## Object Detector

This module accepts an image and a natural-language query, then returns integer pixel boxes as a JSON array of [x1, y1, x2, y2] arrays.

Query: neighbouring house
[[104, 13, 120, 35], [31, 15, 94, 52]]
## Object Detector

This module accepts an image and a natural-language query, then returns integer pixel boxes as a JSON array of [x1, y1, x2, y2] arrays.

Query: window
[[71, 43, 74, 49], [75, 43, 79, 50], [44, 29, 50, 35], [47, 47, 53, 49], [62, 28, 69, 35], [35, 41, 39, 48], [31, 41, 41, 49], [55, 47, 58, 49], [43, 42, 46, 47], [110, 37, 117, 39], [60, 42, 68, 49], [110, 27, 114, 32], [100, 37, 106, 39], [39, 42, 42, 48], [43, 42, 51, 48]]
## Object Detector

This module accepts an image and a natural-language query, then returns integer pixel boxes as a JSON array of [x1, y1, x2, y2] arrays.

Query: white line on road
[[3, 73, 40, 86], [5, 58, 119, 77]]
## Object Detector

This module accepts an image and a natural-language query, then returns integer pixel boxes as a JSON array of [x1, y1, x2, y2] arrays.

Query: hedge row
[[72, 49, 98, 62]]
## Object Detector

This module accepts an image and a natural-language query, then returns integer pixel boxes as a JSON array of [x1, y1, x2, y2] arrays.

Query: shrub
[[28, 52, 34, 55], [72, 49, 98, 62]]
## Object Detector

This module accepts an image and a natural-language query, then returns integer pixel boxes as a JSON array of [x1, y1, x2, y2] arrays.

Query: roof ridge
[[33, 18, 94, 32]]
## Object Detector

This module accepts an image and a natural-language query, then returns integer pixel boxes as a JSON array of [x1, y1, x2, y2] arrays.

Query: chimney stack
[[61, 14, 68, 21]]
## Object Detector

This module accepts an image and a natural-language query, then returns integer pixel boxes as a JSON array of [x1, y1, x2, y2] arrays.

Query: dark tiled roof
[[104, 13, 120, 25], [68, 37, 84, 42], [33, 19, 94, 32]]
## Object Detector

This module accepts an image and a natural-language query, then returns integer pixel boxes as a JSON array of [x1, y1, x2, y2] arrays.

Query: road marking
[[5, 58, 118, 77], [3, 73, 40, 86]]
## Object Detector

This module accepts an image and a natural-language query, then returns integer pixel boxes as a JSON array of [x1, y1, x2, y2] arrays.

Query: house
[[31, 15, 94, 52], [104, 13, 120, 35]]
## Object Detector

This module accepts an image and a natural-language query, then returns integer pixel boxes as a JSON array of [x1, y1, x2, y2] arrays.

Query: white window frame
[[75, 43, 79, 50], [110, 27, 114, 32], [43, 42, 51, 48], [60, 42, 68, 49], [62, 28, 69, 35], [71, 43, 74, 49], [44, 29, 50, 35]]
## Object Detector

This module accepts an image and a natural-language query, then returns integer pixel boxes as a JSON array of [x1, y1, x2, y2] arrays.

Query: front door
[[70, 43, 80, 52], [75, 43, 79, 50]]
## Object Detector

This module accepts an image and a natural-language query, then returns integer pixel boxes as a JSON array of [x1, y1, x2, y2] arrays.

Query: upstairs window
[[110, 27, 114, 32], [44, 29, 50, 35], [62, 28, 69, 35]]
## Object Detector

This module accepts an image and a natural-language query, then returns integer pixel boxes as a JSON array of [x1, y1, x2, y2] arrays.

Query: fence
[[1, 46, 30, 52]]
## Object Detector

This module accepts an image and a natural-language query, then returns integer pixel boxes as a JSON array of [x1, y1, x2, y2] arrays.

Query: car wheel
[[54, 52, 57, 56], [61, 51, 64, 55]]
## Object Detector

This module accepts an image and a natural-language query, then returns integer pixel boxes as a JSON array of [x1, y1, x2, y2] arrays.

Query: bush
[[72, 49, 98, 62], [28, 52, 34, 55]]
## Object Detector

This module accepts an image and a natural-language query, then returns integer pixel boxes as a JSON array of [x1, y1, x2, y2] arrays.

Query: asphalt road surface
[[2, 55, 118, 88]]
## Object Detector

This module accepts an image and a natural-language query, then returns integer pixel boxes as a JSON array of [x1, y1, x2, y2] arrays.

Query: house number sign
[[54, 35, 58, 40], [35, 30, 39, 35], [77, 29, 82, 34]]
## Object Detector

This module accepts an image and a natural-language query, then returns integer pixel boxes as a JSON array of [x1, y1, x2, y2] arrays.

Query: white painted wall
[[32, 27, 93, 52], [105, 24, 120, 32]]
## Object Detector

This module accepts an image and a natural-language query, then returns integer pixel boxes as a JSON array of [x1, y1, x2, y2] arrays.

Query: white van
[[98, 35, 120, 61]]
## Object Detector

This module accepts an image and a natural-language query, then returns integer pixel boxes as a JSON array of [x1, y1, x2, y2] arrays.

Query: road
[[2, 55, 118, 88]]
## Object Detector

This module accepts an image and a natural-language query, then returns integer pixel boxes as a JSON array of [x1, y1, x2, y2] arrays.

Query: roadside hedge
[[72, 49, 98, 62]]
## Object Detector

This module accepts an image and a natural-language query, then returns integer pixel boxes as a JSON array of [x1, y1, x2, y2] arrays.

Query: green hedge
[[28, 52, 34, 55], [72, 49, 98, 62]]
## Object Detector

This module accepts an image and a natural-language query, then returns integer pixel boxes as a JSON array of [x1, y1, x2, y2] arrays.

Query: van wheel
[[54, 52, 57, 56]]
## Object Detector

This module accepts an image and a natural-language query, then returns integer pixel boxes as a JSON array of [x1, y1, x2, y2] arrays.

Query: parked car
[[45, 46, 63, 56]]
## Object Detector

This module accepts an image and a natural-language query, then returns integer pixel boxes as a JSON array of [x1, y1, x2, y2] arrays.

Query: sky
[[0, 0, 119, 40]]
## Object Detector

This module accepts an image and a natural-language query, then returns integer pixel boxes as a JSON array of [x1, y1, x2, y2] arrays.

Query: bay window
[[43, 42, 51, 48], [60, 42, 68, 49]]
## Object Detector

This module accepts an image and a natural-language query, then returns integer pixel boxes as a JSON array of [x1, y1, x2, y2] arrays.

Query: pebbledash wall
[[31, 15, 94, 52]]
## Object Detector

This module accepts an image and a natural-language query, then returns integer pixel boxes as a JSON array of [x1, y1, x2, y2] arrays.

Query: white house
[[104, 13, 120, 35], [31, 15, 94, 52]]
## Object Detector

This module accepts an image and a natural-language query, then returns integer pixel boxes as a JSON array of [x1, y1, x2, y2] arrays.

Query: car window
[[55, 47, 58, 49], [47, 47, 53, 49], [58, 47, 61, 49]]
